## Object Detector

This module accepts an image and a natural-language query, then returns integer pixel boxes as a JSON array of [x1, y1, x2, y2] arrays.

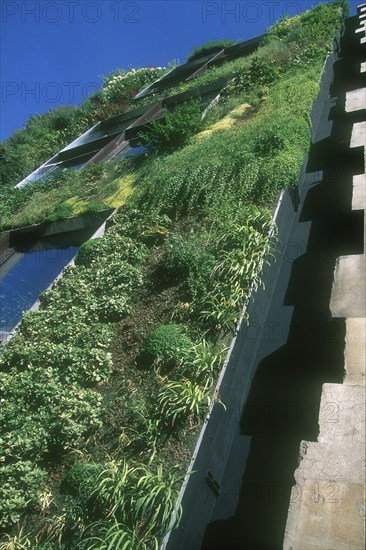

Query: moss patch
[[104, 173, 136, 207], [64, 197, 89, 216], [197, 103, 251, 140]]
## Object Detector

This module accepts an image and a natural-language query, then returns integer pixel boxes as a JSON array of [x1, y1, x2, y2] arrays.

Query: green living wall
[[0, 2, 346, 548]]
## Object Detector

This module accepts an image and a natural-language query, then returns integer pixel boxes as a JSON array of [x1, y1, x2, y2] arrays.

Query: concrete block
[[284, 383, 365, 550], [345, 88, 366, 112], [330, 255, 366, 318], [350, 121, 366, 148], [317, 384, 365, 453], [352, 173, 366, 211], [284, 481, 365, 550], [344, 318, 366, 385]]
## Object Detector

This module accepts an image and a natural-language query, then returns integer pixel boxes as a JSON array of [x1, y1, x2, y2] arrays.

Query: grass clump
[[187, 39, 236, 62], [162, 232, 212, 283], [157, 378, 211, 427], [138, 101, 204, 154], [81, 461, 182, 549]]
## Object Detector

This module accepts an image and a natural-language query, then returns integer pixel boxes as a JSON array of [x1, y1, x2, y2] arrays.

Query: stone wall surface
[[284, 5, 366, 548]]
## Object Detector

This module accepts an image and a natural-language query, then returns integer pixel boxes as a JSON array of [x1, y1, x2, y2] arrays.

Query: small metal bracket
[[205, 470, 221, 497]]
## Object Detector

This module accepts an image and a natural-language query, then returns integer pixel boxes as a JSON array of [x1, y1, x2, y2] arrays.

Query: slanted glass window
[[110, 141, 148, 163], [16, 103, 154, 187], [0, 226, 100, 340], [16, 162, 59, 187]]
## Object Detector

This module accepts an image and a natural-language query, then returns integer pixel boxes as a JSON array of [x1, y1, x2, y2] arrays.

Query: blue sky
[[0, 0, 359, 141]]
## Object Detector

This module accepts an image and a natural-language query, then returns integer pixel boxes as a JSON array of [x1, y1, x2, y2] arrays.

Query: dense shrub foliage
[[132, 101, 312, 215], [100, 67, 165, 105], [62, 463, 103, 501], [0, 217, 148, 529], [138, 101, 204, 153], [0, 2, 345, 547], [162, 232, 210, 281], [140, 324, 193, 370], [0, 159, 145, 231]]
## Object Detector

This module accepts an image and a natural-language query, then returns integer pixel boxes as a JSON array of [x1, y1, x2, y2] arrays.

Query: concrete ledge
[[350, 121, 366, 148], [352, 174, 366, 210], [284, 383, 365, 550], [361, 62, 366, 73], [345, 88, 366, 112], [284, 480, 365, 550], [330, 255, 366, 318], [317, 383, 365, 452], [344, 318, 366, 385]]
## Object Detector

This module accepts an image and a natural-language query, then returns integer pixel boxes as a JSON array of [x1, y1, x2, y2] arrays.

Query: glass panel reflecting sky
[[0, 245, 79, 336], [0, 227, 98, 340]]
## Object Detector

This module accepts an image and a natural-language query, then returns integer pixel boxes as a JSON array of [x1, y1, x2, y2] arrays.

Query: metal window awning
[[134, 34, 267, 100]]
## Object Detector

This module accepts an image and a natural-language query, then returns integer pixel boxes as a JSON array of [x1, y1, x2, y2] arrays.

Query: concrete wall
[[284, 6, 366, 549]]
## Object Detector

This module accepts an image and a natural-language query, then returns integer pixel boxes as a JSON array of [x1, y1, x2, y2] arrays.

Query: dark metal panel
[[84, 133, 129, 165], [57, 135, 120, 162], [100, 103, 153, 130], [163, 77, 231, 108], [134, 35, 266, 100], [134, 57, 216, 99], [86, 102, 164, 165], [58, 105, 154, 163], [185, 49, 226, 81], [223, 33, 266, 58]]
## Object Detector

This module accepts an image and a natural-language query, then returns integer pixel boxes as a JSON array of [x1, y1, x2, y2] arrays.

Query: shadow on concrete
[[202, 16, 365, 550]]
